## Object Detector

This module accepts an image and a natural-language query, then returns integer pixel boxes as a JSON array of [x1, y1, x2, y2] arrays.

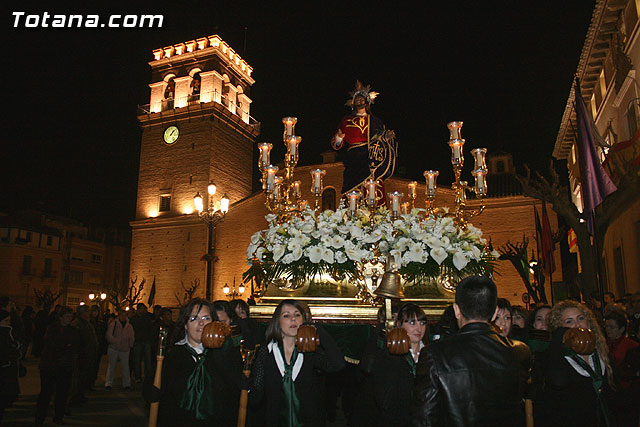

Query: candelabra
[[194, 181, 229, 300], [258, 117, 326, 223]]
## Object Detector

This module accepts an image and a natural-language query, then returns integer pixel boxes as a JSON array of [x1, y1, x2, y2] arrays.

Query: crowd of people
[[1, 284, 639, 426]]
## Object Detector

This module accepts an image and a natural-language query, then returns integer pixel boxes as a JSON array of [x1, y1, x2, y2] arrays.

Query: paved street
[[3, 355, 147, 426]]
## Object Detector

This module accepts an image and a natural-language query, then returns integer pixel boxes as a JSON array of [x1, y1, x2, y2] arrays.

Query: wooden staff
[[525, 399, 534, 427], [148, 326, 168, 427], [237, 343, 258, 427]]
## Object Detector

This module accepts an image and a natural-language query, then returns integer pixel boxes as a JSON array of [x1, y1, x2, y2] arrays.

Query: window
[[47, 235, 53, 246], [321, 188, 337, 212], [26, 231, 32, 242], [43, 258, 53, 277], [22, 255, 32, 274], [159, 195, 171, 212], [92, 254, 102, 264], [496, 160, 505, 173], [65, 270, 84, 284]]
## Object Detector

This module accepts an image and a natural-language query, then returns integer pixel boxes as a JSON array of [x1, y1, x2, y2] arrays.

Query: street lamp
[[195, 180, 230, 300], [222, 279, 245, 299]]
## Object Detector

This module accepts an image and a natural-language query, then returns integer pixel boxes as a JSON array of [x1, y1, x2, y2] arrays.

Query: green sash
[[406, 352, 417, 377], [278, 343, 302, 427], [179, 345, 215, 420], [564, 347, 610, 427]]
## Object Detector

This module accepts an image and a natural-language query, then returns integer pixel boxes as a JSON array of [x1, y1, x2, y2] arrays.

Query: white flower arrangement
[[244, 202, 497, 289]]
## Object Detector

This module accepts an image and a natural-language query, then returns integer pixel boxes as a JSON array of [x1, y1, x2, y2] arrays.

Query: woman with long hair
[[249, 299, 345, 426], [353, 303, 428, 427], [152, 298, 243, 426], [533, 300, 613, 427]]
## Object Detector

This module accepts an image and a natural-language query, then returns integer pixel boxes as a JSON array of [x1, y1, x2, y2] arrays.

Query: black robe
[[249, 326, 345, 427], [158, 342, 243, 427]]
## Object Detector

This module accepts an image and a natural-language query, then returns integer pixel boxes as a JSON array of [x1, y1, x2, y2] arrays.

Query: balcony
[[137, 90, 260, 131]]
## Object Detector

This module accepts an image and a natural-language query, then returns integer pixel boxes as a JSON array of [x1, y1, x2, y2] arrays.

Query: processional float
[[245, 118, 497, 321]]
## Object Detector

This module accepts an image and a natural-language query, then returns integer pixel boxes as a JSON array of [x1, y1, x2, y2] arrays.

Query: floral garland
[[243, 203, 498, 290]]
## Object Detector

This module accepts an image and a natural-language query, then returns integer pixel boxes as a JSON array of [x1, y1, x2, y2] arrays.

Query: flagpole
[[591, 218, 607, 317]]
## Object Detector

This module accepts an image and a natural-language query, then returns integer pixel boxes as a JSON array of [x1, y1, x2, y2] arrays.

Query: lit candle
[[407, 181, 417, 199], [286, 136, 301, 163], [423, 170, 439, 196], [273, 176, 283, 201], [471, 148, 487, 171], [346, 190, 361, 214], [257, 142, 273, 170], [401, 202, 410, 215], [473, 169, 488, 196], [282, 117, 298, 141], [448, 140, 464, 166], [365, 179, 377, 206], [292, 181, 301, 199], [265, 165, 279, 192], [447, 121, 463, 141], [310, 169, 326, 195], [388, 191, 403, 217]]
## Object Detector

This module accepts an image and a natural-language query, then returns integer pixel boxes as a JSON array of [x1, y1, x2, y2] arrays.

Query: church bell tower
[[130, 35, 259, 306]]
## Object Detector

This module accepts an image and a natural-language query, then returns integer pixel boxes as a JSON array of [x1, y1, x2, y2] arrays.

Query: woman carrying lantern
[[249, 299, 345, 427], [532, 300, 613, 427], [146, 298, 245, 426], [352, 303, 428, 427]]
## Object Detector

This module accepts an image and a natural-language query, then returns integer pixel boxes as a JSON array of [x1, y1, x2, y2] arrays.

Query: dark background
[[3, 1, 595, 227]]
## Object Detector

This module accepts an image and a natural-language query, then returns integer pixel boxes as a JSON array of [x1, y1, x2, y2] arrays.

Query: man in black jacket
[[411, 276, 532, 427]]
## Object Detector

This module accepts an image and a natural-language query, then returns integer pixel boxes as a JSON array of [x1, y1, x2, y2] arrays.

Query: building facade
[[554, 0, 640, 297], [0, 211, 130, 308], [130, 35, 260, 306]]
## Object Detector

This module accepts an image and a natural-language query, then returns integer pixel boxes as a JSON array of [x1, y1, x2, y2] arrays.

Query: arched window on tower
[[190, 72, 201, 102], [321, 188, 337, 212], [163, 76, 175, 110]]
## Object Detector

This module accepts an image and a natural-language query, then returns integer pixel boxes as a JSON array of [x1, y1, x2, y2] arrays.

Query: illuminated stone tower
[[130, 35, 259, 306]]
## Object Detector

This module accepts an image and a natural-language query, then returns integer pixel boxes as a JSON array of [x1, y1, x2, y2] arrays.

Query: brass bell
[[374, 270, 404, 299]]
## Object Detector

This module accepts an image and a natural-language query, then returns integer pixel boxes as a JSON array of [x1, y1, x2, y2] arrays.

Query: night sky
[[3, 1, 595, 227]]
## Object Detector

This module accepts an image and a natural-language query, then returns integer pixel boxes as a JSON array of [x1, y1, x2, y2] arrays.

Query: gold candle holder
[[282, 117, 297, 142], [388, 191, 403, 219], [407, 181, 417, 209], [346, 190, 361, 216]]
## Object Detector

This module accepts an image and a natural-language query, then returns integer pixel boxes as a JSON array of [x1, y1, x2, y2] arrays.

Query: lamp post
[[194, 180, 229, 300], [88, 290, 108, 312], [222, 278, 245, 299]]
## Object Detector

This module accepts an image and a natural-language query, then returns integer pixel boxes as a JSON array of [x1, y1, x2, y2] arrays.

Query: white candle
[[423, 170, 439, 196], [471, 148, 487, 171], [388, 191, 403, 216], [273, 177, 283, 201], [292, 181, 301, 199], [474, 170, 487, 195], [450, 141, 463, 165], [265, 165, 278, 192], [282, 117, 298, 140], [447, 121, 463, 141], [365, 179, 377, 206], [287, 136, 301, 163], [346, 190, 361, 213], [310, 169, 325, 195], [407, 181, 417, 199], [257, 142, 272, 169]]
